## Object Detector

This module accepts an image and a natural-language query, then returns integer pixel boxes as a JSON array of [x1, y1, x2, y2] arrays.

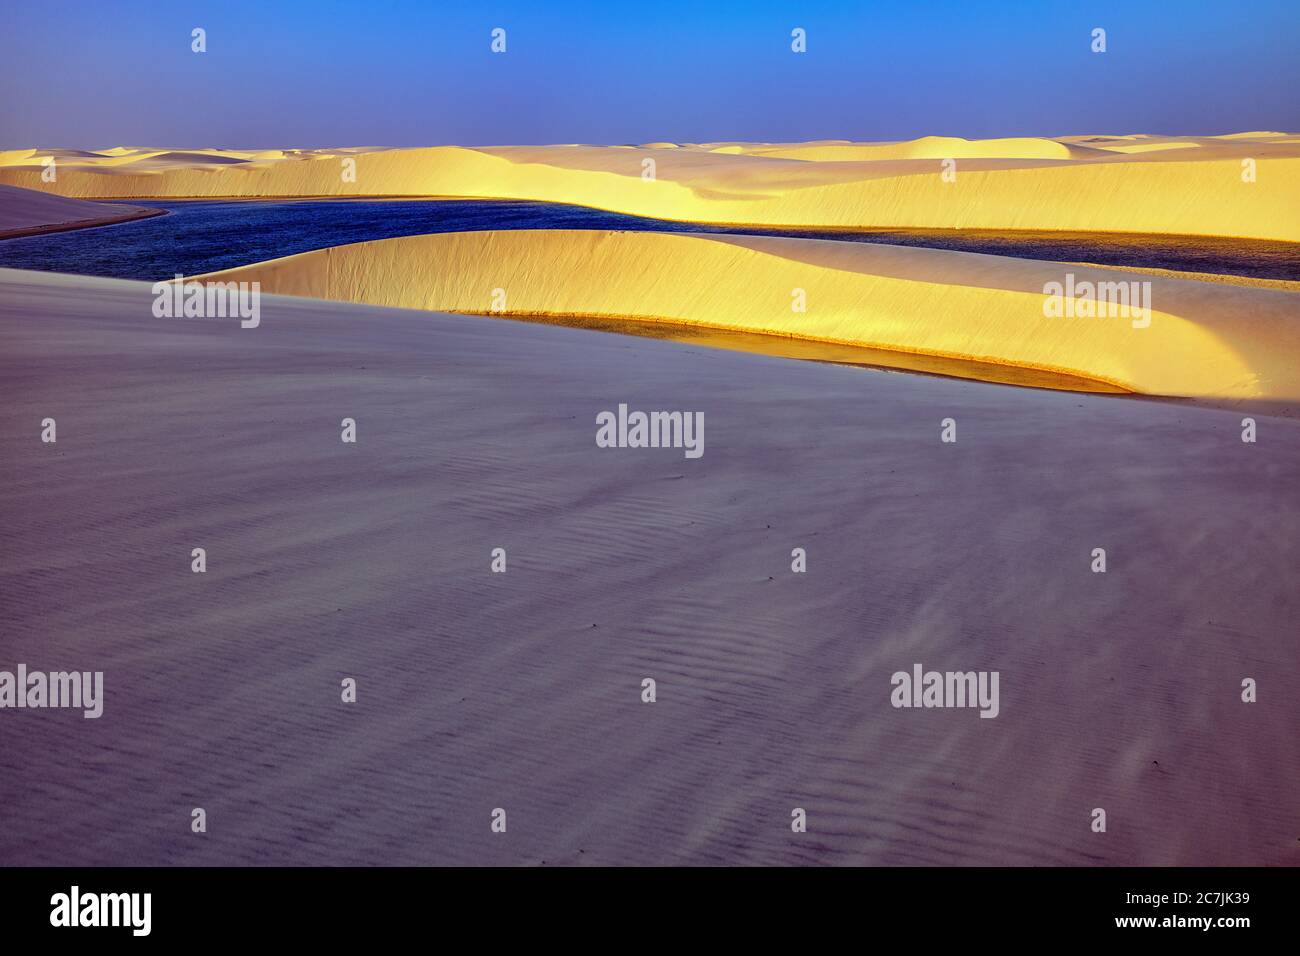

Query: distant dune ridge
[[197, 229, 1300, 403], [2, 133, 1298, 240]]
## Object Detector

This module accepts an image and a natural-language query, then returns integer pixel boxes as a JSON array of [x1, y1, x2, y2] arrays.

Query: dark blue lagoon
[[1, 198, 1298, 281]]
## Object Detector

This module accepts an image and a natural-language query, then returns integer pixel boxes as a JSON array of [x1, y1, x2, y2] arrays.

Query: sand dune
[[0, 182, 161, 239], [2, 266, 1296, 866], [730, 136, 1106, 161], [196, 229, 1300, 403], [3, 134, 1297, 239]]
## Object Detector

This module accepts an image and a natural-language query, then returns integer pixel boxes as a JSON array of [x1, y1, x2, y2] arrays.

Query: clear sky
[[2, 0, 1297, 147]]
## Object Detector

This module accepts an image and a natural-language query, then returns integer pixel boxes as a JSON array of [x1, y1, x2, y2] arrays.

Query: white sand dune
[[3, 133, 1297, 239], [1, 266, 1296, 866], [195, 229, 1300, 403], [0, 182, 160, 238]]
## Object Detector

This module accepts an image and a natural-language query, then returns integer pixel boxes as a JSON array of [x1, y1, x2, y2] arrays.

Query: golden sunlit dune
[[3, 134, 1297, 240], [194, 229, 1300, 402], [1088, 141, 1202, 154], [728, 136, 1104, 161]]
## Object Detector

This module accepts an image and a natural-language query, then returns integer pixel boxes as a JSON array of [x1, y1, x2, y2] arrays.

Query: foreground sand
[[0, 183, 160, 239], [199, 229, 1300, 404], [3, 134, 1298, 239], [1, 267, 1296, 865]]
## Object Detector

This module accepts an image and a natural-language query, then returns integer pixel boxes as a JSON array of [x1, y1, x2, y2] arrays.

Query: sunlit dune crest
[[1212, 130, 1290, 139], [195, 228, 1300, 402], [726, 136, 1101, 161], [1088, 141, 1202, 154]]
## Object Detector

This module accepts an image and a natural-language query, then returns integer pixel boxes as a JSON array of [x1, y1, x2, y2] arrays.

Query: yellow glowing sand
[[195, 229, 1300, 401], [728, 136, 1103, 161], [3, 134, 1297, 240]]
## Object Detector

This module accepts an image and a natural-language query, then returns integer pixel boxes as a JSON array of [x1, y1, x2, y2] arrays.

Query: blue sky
[[2, 0, 1297, 146]]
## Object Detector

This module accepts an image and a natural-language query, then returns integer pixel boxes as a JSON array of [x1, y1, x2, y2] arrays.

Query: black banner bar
[[0, 866, 1287, 942]]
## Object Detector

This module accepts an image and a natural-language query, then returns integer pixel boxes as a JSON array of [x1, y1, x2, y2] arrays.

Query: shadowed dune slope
[[197, 229, 1300, 402], [0, 183, 159, 238], [1, 267, 1297, 866]]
